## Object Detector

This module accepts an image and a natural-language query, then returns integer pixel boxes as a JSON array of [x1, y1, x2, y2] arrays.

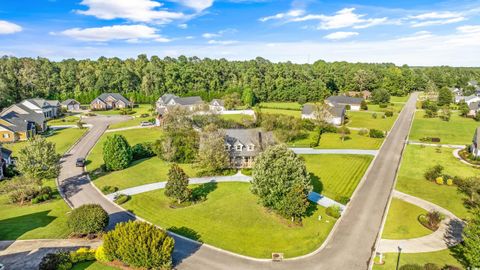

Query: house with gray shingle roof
[[301, 103, 346, 126], [61, 99, 81, 111], [471, 127, 480, 157], [224, 128, 275, 168], [20, 98, 60, 119], [156, 94, 204, 114], [210, 99, 225, 112], [326, 96, 363, 111], [90, 93, 132, 110]]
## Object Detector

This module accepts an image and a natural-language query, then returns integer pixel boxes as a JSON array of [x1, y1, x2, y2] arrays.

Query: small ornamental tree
[[455, 210, 480, 268], [103, 134, 132, 171], [67, 204, 109, 235], [360, 100, 368, 110], [16, 136, 60, 182], [103, 221, 174, 269], [251, 144, 312, 221], [197, 127, 230, 173], [165, 164, 191, 203]]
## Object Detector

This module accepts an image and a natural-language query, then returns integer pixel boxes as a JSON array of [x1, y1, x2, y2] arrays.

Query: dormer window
[[247, 144, 255, 151], [236, 144, 242, 151], [224, 144, 230, 151]]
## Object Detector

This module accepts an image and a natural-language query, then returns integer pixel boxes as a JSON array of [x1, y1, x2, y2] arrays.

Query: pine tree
[[103, 134, 132, 171], [165, 164, 191, 203]]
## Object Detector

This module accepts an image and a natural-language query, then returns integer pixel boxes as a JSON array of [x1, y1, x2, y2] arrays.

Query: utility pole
[[395, 246, 402, 270]]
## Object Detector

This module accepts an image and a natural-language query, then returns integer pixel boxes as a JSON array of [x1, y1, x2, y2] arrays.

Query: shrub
[[360, 100, 368, 110], [114, 194, 130, 205], [140, 113, 150, 118], [419, 210, 443, 230], [358, 128, 369, 136], [399, 264, 423, 270], [384, 110, 394, 117], [67, 204, 109, 235], [326, 205, 342, 218], [442, 266, 461, 270], [379, 103, 388, 108], [9, 185, 53, 205], [372, 113, 378, 119], [132, 142, 155, 160], [424, 165, 444, 181], [337, 126, 351, 135], [103, 134, 132, 171], [369, 129, 385, 138], [335, 196, 350, 205], [446, 179, 453, 186], [70, 247, 96, 263], [101, 185, 118, 194], [95, 246, 109, 262], [103, 221, 174, 269], [436, 177, 444, 185], [424, 263, 441, 270], [39, 252, 72, 270]]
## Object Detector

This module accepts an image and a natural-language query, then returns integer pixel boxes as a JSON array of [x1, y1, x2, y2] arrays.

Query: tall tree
[[165, 164, 191, 203], [16, 136, 60, 182], [197, 125, 230, 173], [103, 134, 133, 171]]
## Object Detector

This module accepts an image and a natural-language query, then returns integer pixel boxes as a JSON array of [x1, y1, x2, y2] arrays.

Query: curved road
[[58, 93, 418, 270]]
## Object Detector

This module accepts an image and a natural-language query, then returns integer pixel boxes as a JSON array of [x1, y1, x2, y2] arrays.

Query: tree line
[[1, 54, 479, 109]]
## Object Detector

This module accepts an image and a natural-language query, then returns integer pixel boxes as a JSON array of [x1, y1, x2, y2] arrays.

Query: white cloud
[[76, 0, 187, 23], [396, 31, 434, 41], [259, 9, 305, 22], [457, 25, 480, 33], [59, 24, 164, 42], [324, 31, 358, 40], [409, 11, 465, 27], [202, 32, 220, 38], [0, 20, 22, 34], [207, 39, 238, 45], [178, 23, 188, 29], [171, 0, 213, 12]]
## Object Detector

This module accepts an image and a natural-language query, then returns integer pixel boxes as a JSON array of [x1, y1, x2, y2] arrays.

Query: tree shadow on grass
[[309, 173, 323, 194], [168, 226, 202, 242], [0, 210, 56, 241], [191, 182, 217, 202], [304, 202, 319, 218]]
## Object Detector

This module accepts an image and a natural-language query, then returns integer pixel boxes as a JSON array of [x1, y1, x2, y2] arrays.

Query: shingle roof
[[224, 128, 274, 158], [210, 99, 225, 106], [96, 93, 131, 105], [302, 104, 345, 118], [0, 111, 35, 132], [157, 94, 204, 106], [61, 99, 80, 106], [302, 104, 314, 115], [1, 104, 45, 127], [327, 96, 363, 105], [1, 148, 12, 159], [24, 98, 59, 108], [469, 102, 480, 110]]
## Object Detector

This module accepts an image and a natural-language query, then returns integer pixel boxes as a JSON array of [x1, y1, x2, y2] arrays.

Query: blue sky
[[1, 0, 480, 66]]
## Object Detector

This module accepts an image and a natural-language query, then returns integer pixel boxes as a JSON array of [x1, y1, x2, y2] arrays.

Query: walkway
[[0, 239, 101, 270], [407, 141, 465, 149], [290, 148, 378, 156], [452, 148, 480, 167], [377, 190, 463, 253], [105, 172, 346, 210], [106, 125, 155, 133]]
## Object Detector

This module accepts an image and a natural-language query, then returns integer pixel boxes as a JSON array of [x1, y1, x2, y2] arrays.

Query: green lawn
[[347, 111, 397, 131], [0, 180, 71, 240], [87, 128, 163, 173], [302, 154, 373, 199], [260, 108, 301, 118], [390, 95, 410, 103], [367, 103, 404, 113], [72, 261, 119, 270], [396, 145, 479, 218], [219, 114, 254, 124], [107, 117, 155, 130], [3, 127, 86, 156], [93, 158, 198, 191], [289, 131, 384, 150], [47, 115, 81, 126], [382, 198, 431, 239], [373, 249, 462, 270], [409, 111, 477, 145], [123, 182, 336, 258], [93, 104, 154, 117], [259, 102, 302, 110]]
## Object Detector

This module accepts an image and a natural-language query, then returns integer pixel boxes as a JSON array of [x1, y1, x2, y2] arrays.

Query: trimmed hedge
[[39, 252, 72, 270], [103, 221, 175, 269], [114, 194, 130, 205], [67, 204, 109, 235]]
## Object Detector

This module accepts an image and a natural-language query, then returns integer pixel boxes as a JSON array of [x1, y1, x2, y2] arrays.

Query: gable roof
[[157, 94, 204, 106], [224, 128, 274, 157], [0, 111, 36, 132], [1, 148, 12, 159], [210, 99, 225, 106], [1, 103, 46, 126], [327, 96, 363, 105], [61, 99, 80, 106], [24, 98, 59, 108], [302, 104, 315, 115], [96, 93, 131, 105], [469, 101, 480, 111], [302, 104, 346, 118]]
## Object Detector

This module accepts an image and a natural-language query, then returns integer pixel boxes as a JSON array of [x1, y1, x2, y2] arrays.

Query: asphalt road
[[58, 94, 418, 270]]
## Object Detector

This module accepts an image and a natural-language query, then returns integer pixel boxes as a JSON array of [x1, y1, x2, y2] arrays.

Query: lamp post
[[395, 246, 402, 270]]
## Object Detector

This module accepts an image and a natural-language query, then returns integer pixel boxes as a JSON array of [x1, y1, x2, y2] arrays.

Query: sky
[[1, 0, 480, 66]]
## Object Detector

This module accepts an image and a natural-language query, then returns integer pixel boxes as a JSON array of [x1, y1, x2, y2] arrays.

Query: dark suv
[[76, 158, 85, 167]]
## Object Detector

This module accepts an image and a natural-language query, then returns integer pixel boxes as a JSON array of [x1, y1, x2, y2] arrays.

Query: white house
[[326, 96, 363, 111], [209, 99, 225, 112], [301, 103, 346, 126], [61, 99, 81, 111], [471, 127, 480, 157], [455, 95, 480, 105], [20, 99, 60, 119]]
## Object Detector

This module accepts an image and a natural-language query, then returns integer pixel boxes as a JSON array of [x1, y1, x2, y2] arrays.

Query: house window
[[224, 144, 230, 151], [236, 145, 242, 151], [2, 133, 9, 138], [247, 144, 255, 151]]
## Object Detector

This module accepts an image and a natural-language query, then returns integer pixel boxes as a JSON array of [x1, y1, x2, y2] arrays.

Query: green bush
[[424, 165, 444, 181], [358, 128, 369, 136], [132, 142, 156, 160], [326, 205, 342, 218], [103, 221, 175, 269], [424, 263, 441, 270], [95, 246, 109, 262], [335, 196, 350, 205], [372, 113, 378, 119], [9, 185, 53, 204], [114, 194, 130, 205], [70, 247, 96, 263], [39, 252, 72, 270], [336, 126, 351, 135], [103, 134, 132, 171], [67, 204, 109, 235], [385, 110, 394, 117], [369, 129, 385, 138], [379, 103, 388, 108], [399, 264, 423, 270], [101, 185, 118, 194], [360, 100, 368, 110]]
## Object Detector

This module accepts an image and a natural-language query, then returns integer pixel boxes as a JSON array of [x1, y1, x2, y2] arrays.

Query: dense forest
[[0, 54, 479, 109]]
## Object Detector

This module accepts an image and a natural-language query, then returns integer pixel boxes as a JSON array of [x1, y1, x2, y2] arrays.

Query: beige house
[[91, 93, 132, 110]]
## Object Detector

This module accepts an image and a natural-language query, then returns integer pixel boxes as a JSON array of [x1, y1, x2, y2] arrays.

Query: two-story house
[[301, 103, 346, 126], [19, 99, 60, 119], [156, 94, 204, 114], [224, 129, 275, 168], [90, 93, 132, 110]]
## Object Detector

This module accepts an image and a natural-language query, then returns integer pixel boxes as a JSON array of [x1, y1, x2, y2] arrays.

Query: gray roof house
[[1, 103, 47, 133], [301, 103, 346, 126], [224, 128, 275, 168], [91, 93, 132, 110], [210, 99, 225, 112], [471, 127, 480, 157], [61, 99, 81, 111], [20, 98, 60, 119], [326, 96, 363, 111], [156, 94, 204, 115], [0, 147, 12, 180]]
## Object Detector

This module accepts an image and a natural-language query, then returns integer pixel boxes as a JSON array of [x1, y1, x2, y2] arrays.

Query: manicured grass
[[347, 111, 397, 131], [367, 103, 404, 113], [93, 104, 154, 116], [87, 128, 163, 173], [259, 102, 302, 110], [260, 108, 301, 118], [302, 154, 373, 199], [72, 261, 119, 270], [372, 249, 462, 270], [107, 117, 155, 130], [382, 198, 431, 239], [390, 95, 410, 103], [93, 158, 198, 191], [123, 182, 336, 258], [289, 131, 384, 150], [0, 180, 71, 240], [3, 127, 86, 156], [396, 145, 479, 218], [409, 111, 477, 145], [219, 114, 254, 124], [47, 115, 81, 126]]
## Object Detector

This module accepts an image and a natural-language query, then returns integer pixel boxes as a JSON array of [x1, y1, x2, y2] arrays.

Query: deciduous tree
[[16, 136, 60, 182]]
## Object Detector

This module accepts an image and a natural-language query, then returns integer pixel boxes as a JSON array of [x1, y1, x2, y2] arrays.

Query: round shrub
[[385, 110, 394, 117], [424, 263, 441, 270], [67, 204, 109, 235], [114, 194, 130, 205], [101, 185, 118, 194], [103, 221, 174, 269], [326, 205, 342, 218], [369, 129, 385, 138], [446, 179, 453, 186], [39, 252, 72, 270], [132, 143, 155, 160], [95, 246, 109, 262], [103, 134, 132, 171], [435, 177, 444, 185], [399, 264, 423, 270], [70, 247, 95, 263], [358, 128, 369, 136]]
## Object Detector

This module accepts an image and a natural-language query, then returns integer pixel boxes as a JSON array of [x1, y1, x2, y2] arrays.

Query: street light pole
[[395, 246, 402, 270]]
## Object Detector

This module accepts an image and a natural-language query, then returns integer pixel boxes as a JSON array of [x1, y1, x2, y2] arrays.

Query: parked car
[[76, 158, 85, 167], [140, 121, 153, 126]]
